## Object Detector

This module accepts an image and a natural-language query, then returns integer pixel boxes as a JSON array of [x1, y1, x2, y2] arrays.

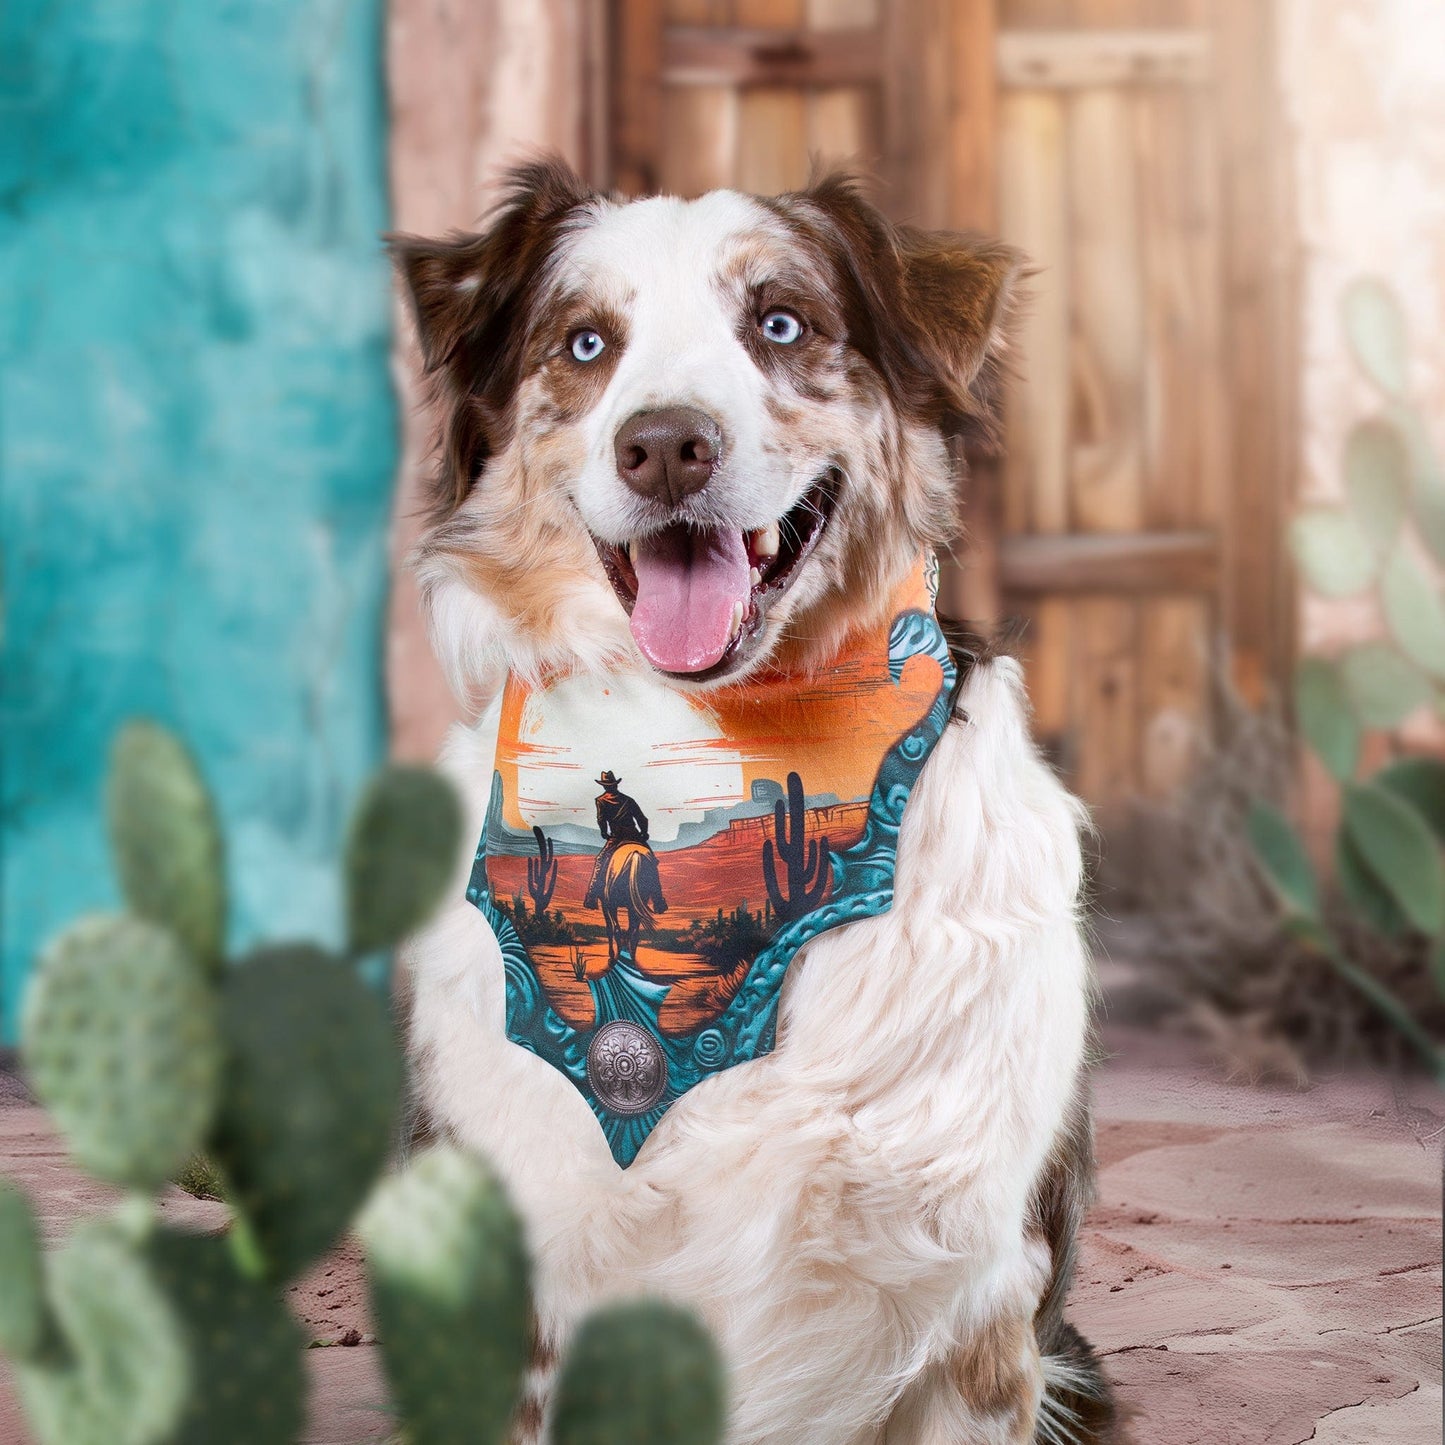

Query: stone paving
[[1, 1026, 1440, 1444]]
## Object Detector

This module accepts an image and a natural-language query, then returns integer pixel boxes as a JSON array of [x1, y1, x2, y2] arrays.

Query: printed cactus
[[762, 771, 830, 919], [1249, 276, 1445, 1079], [0, 720, 730, 1444], [529, 824, 558, 914]]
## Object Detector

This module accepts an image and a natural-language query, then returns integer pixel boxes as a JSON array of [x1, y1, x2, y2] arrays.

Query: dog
[[395, 157, 1117, 1445]]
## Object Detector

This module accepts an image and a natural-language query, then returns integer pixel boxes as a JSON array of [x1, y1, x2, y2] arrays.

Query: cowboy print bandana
[[467, 556, 963, 1166]]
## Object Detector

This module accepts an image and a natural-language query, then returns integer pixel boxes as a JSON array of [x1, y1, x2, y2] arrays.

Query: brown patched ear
[[389, 157, 596, 517], [785, 173, 1023, 448]]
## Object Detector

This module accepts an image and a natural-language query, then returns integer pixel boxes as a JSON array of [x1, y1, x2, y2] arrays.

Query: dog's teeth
[[730, 601, 744, 638], [749, 566, 761, 589], [753, 524, 779, 560], [623, 540, 634, 562]]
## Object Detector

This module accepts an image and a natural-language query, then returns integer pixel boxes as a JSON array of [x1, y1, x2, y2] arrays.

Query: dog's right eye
[[570, 329, 607, 363]]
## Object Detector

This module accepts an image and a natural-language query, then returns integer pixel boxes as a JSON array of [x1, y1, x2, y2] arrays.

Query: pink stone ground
[[1, 1025, 1440, 1445]]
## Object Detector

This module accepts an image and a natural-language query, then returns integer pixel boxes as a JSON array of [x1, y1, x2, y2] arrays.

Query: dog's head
[[395, 158, 1019, 694]]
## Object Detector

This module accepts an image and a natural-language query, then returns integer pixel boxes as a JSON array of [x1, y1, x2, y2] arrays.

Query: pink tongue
[[629, 526, 750, 673]]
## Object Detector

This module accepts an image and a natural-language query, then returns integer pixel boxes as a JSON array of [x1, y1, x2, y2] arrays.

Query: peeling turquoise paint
[[0, 0, 396, 1037]]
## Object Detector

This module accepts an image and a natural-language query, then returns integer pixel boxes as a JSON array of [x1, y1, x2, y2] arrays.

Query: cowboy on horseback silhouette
[[584, 771, 667, 961]]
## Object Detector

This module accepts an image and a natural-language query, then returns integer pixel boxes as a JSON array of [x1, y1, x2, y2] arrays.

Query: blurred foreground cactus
[[1250, 277, 1445, 1082], [0, 722, 725, 1444]]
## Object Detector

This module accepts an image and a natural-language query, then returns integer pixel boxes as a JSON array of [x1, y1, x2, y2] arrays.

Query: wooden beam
[[662, 25, 883, 87], [612, 0, 664, 194], [1000, 531, 1220, 594], [997, 29, 1212, 89]]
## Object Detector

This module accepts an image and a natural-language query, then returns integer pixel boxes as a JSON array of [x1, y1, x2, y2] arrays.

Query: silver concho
[[586, 1020, 668, 1115]]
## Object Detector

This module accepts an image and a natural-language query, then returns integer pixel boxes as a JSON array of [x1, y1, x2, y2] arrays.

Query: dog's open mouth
[[592, 473, 837, 678]]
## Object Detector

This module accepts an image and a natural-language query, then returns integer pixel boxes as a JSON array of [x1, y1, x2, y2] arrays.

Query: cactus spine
[[762, 771, 829, 920], [529, 824, 558, 914]]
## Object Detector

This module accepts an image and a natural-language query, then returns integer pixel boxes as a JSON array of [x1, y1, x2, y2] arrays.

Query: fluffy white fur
[[404, 654, 1090, 1444]]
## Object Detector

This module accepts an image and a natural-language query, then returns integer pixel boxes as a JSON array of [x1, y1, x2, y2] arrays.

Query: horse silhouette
[[595, 841, 667, 963]]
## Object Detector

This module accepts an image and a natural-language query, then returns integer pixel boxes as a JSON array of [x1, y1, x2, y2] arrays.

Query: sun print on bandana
[[467, 557, 961, 1166]]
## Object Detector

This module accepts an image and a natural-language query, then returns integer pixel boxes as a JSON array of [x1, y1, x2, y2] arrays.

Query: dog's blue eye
[[570, 329, 606, 362], [760, 310, 803, 345]]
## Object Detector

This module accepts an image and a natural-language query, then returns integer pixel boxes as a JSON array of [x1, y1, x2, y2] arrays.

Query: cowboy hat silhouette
[[596, 770, 621, 789]]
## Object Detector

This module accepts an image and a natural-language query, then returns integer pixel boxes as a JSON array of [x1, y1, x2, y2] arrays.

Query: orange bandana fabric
[[467, 556, 961, 1165]]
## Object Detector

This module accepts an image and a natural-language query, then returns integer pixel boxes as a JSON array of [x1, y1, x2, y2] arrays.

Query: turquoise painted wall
[[0, 1, 396, 1038]]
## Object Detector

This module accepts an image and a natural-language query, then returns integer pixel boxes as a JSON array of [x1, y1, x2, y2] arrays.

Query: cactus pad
[[552, 1300, 726, 1445], [22, 914, 223, 1192], [360, 1145, 531, 1445], [14, 1221, 189, 1445], [345, 765, 463, 955], [211, 945, 402, 1280], [147, 1229, 305, 1444], [0, 1180, 50, 1362], [108, 722, 227, 970]]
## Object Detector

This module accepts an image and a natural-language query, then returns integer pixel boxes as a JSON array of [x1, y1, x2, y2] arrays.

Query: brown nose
[[614, 407, 721, 505]]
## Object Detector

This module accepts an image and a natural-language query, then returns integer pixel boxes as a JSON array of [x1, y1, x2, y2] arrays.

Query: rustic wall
[[1281, 0, 1445, 792], [0, 0, 395, 1039], [386, 0, 597, 760]]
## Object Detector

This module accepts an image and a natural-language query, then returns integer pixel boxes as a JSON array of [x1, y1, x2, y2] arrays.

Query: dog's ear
[[789, 173, 1022, 447], [389, 156, 596, 516]]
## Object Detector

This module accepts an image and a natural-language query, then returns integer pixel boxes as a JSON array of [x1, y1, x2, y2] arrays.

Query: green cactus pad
[[0, 1180, 50, 1361], [22, 914, 223, 1192], [146, 1229, 305, 1444], [552, 1301, 726, 1445], [108, 721, 227, 971], [345, 765, 463, 955], [211, 945, 402, 1280], [14, 1221, 189, 1445], [360, 1145, 532, 1445]]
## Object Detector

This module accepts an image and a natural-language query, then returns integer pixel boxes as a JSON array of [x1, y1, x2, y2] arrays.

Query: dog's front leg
[[878, 1316, 1042, 1445]]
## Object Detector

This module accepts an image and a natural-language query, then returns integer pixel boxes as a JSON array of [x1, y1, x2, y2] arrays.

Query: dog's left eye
[[759, 310, 803, 345], [570, 329, 607, 362]]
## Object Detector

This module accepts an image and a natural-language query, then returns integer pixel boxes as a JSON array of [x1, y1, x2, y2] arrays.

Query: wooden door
[[995, 0, 1294, 809], [601, 0, 1293, 812]]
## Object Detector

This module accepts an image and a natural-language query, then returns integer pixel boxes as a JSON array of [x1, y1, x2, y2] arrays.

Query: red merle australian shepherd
[[395, 157, 1118, 1445]]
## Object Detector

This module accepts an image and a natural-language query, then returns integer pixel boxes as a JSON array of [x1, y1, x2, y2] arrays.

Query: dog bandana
[[467, 555, 964, 1166]]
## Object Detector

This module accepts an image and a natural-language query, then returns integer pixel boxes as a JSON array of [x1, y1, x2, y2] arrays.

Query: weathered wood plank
[[1214, 0, 1294, 705], [1074, 597, 1140, 804], [949, 0, 1000, 232], [807, 0, 879, 28], [736, 86, 810, 194], [997, 27, 1212, 88], [661, 85, 740, 195], [999, 87, 1070, 537], [614, 0, 665, 193], [1138, 594, 1209, 797], [736, 0, 805, 25], [807, 85, 880, 171], [1000, 531, 1219, 593], [1066, 84, 1145, 533], [662, 25, 883, 85]]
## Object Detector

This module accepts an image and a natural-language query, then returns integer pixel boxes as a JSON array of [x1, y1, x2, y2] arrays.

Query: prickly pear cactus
[[22, 914, 223, 1192], [1253, 275, 1445, 1080], [146, 1230, 305, 1444], [13, 1220, 190, 1445], [1, 720, 731, 1445], [0, 1181, 49, 1362], [360, 1145, 532, 1445], [108, 721, 227, 971], [346, 765, 463, 955], [210, 944, 402, 1281], [551, 1301, 726, 1445]]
